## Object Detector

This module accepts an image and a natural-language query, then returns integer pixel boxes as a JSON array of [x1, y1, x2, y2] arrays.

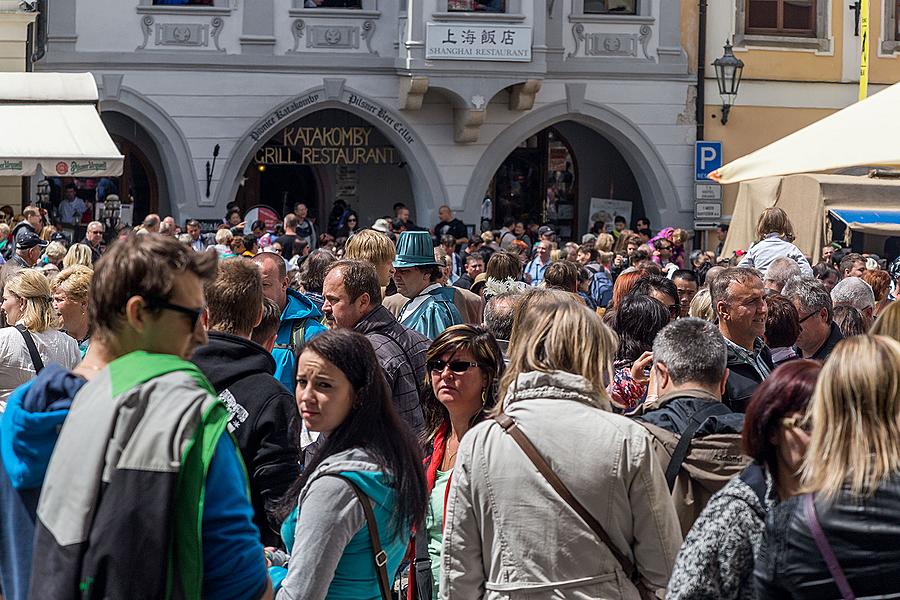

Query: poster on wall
[[244, 205, 281, 234], [588, 198, 632, 233]]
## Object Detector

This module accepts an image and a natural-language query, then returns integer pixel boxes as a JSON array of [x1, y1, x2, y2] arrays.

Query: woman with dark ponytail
[[269, 329, 427, 600]]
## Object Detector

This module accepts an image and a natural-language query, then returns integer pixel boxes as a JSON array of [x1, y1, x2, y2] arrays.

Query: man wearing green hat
[[393, 230, 463, 340]]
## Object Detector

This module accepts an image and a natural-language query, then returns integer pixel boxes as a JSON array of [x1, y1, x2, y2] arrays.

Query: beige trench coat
[[440, 371, 682, 599]]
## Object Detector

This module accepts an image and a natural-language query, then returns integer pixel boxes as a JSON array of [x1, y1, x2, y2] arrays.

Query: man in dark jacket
[[191, 259, 300, 547], [711, 267, 774, 412], [321, 259, 429, 435], [636, 318, 748, 535], [11, 207, 41, 248], [782, 276, 842, 361]]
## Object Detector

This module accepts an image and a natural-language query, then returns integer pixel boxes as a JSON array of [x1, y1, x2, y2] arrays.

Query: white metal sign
[[426, 24, 532, 62], [695, 183, 722, 201], [694, 202, 722, 220]]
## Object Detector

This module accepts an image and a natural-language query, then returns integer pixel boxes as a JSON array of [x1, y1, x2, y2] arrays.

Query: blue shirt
[[524, 258, 549, 286], [202, 434, 269, 600]]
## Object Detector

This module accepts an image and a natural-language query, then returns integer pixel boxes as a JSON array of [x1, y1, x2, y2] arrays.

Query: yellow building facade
[[702, 0, 900, 216]]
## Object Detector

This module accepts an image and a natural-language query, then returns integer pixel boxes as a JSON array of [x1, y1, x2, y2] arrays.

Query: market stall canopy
[[0, 72, 123, 177], [710, 82, 900, 184], [721, 173, 900, 264]]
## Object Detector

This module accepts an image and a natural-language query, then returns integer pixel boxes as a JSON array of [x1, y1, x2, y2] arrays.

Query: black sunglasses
[[146, 299, 203, 330], [428, 359, 480, 375], [798, 310, 819, 324]]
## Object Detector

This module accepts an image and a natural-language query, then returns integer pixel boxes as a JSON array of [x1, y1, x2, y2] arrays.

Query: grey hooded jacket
[[441, 370, 682, 599]]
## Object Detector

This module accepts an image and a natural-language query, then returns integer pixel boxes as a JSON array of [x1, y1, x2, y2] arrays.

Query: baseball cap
[[538, 225, 555, 237], [16, 232, 48, 250], [50, 232, 69, 244]]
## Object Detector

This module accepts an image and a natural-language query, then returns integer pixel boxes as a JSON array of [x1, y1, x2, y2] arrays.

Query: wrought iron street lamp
[[713, 40, 744, 125]]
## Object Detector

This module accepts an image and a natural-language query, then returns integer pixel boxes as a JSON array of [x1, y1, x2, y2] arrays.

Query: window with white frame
[[734, 0, 829, 51], [745, 0, 816, 37], [448, 0, 507, 12], [584, 0, 637, 14]]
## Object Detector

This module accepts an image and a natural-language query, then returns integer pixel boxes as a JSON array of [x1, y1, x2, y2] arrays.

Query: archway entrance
[[237, 108, 413, 232], [486, 122, 643, 240]]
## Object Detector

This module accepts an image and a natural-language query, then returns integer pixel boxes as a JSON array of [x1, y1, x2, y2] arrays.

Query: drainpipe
[[696, 0, 707, 142]]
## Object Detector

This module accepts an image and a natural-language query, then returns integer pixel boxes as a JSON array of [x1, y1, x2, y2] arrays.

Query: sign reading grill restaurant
[[426, 24, 532, 62], [255, 125, 400, 166]]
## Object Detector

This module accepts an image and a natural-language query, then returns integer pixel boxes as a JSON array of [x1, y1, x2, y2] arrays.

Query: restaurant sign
[[255, 126, 400, 167], [426, 24, 532, 62]]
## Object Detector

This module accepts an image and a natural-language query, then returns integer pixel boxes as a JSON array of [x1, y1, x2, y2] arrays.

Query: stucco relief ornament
[[137, 15, 154, 51], [471, 95, 486, 110]]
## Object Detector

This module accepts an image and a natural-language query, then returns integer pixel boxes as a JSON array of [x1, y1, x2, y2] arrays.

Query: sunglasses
[[781, 415, 812, 435], [146, 298, 203, 330], [428, 359, 480, 375]]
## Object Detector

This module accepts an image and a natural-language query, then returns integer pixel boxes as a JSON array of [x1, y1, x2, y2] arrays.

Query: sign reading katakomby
[[426, 24, 532, 62]]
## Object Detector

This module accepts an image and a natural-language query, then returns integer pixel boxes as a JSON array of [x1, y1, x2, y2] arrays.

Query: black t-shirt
[[275, 234, 299, 259], [434, 218, 468, 242]]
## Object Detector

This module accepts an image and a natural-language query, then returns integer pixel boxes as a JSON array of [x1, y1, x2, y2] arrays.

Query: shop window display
[[448, 0, 506, 12], [584, 0, 637, 14]]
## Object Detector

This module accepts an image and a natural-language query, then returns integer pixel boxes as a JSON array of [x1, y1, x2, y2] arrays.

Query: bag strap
[[492, 413, 637, 580], [804, 493, 856, 600], [321, 473, 392, 600], [15, 324, 44, 374], [663, 402, 732, 490]]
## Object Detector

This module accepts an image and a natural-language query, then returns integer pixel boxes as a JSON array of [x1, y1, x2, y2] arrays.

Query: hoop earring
[[481, 388, 487, 407]]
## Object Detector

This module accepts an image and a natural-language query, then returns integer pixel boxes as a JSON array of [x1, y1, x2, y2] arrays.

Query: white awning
[[711, 81, 900, 184], [0, 73, 123, 177]]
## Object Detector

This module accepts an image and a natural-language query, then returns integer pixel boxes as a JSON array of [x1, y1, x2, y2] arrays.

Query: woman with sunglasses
[[668, 359, 820, 600], [269, 329, 427, 599], [336, 210, 359, 244], [755, 336, 900, 598], [407, 324, 504, 600], [441, 289, 681, 599]]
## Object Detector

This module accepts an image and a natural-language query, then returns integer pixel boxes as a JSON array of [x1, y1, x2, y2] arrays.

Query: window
[[152, 0, 214, 4], [448, 0, 506, 12], [896, 0, 900, 40], [300, 0, 362, 6], [584, 0, 637, 14], [746, 0, 816, 37]]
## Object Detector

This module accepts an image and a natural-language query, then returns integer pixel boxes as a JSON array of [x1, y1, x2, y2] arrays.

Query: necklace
[[77, 363, 105, 372]]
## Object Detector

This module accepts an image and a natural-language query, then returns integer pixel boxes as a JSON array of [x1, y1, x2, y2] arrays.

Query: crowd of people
[[2, 199, 900, 600]]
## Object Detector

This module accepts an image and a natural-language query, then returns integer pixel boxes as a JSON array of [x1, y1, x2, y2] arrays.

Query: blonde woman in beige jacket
[[440, 289, 681, 599]]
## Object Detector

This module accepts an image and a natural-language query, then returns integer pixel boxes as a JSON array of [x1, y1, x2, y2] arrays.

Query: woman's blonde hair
[[44, 241, 67, 264], [689, 287, 715, 321], [51, 265, 93, 305], [756, 206, 795, 241], [5, 269, 57, 332], [594, 233, 615, 253], [801, 334, 900, 500], [871, 301, 900, 341], [497, 288, 616, 408], [62, 244, 93, 269]]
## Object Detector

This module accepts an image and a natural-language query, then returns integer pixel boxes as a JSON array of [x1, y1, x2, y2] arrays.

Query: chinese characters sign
[[426, 24, 532, 62]]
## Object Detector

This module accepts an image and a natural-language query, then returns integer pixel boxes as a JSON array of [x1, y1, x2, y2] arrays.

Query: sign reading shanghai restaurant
[[254, 126, 400, 167], [426, 24, 532, 62]]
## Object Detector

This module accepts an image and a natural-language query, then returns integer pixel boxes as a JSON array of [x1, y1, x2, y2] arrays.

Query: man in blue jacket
[[252, 252, 327, 389]]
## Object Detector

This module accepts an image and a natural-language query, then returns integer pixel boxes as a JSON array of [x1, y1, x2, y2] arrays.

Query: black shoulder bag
[[16, 324, 45, 374]]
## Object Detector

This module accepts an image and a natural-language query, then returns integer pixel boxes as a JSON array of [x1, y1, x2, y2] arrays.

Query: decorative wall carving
[[289, 19, 305, 53], [136, 15, 224, 51], [569, 22, 655, 61], [361, 20, 378, 56], [307, 25, 359, 49]]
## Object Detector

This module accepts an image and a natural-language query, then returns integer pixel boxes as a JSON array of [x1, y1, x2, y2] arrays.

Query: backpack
[[639, 403, 750, 536]]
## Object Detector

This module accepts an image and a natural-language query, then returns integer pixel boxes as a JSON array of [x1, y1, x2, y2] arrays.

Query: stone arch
[[463, 100, 683, 229], [216, 86, 447, 224], [97, 86, 198, 221]]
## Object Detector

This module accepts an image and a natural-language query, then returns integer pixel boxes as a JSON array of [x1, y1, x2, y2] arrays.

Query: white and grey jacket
[[441, 370, 682, 600]]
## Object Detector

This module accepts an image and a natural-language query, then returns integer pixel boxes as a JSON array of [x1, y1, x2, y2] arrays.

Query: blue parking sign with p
[[695, 141, 722, 181]]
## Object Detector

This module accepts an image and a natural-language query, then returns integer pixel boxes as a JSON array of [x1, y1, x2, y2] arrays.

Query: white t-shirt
[[0, 325, 80, 412]]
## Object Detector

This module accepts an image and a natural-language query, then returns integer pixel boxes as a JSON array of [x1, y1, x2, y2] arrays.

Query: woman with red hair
[[667, 359, 821, 599]]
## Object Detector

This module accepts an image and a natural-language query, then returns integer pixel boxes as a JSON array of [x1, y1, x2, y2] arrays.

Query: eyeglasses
[[428, 359, 480, 375], [781, 415, 812, 435], [146, 298, 203, 330], [798, 310, 819, 324], [665, 303, 681, 318]]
